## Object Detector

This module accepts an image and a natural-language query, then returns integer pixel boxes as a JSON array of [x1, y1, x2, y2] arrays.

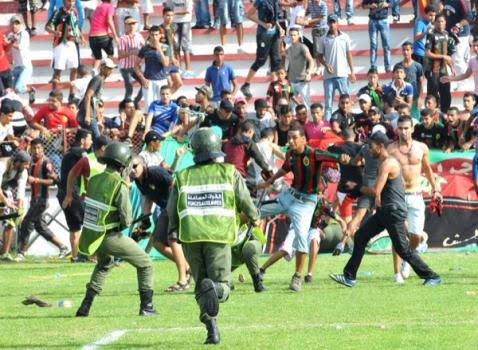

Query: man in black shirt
[[57, 129, 93, 262], [77, 59, 117, 141], [330, 131, 441, 287], [200, 99, 238, 141], [412, 108, 447, 149], [130, 158, 191, 291]]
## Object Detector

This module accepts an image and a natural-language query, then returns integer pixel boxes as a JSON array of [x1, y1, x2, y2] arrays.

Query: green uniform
[[167, 162, 258, 321], [80, 169, 154, 294], [80, 152, 106, 196]]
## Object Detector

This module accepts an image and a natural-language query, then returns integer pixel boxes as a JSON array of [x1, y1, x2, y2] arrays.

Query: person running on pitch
[[330, 131, 441, 287]]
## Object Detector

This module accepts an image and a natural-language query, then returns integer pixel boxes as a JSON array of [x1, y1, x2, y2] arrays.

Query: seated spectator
[[382, 64, 413, 110], [275, 106, 293, 146], [304, 103, 331, 141], [357, 67, 382, 109], [445, 106, 466, 153], [143, 85, 179, 138], [200, 99, 238, 141], [412, 108, 447, 149], [397, 103, 411, 117], [139, 130, 168, 167], [68, 99, 80, 117], [424, 94, 447, 126], [330, 93, 354, 134]]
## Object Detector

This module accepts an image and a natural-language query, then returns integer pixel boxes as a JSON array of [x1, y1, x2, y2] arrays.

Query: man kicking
[[330, 131, 441, 287], [387, 115, 442, 283]]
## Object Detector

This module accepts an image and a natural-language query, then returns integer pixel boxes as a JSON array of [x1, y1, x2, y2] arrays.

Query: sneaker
[[29, 27, 37, 36], [394, 273, 405, 284], [237, 46, 247, 54], [423, 277, 442, 286], [347, 18, 355, 25], [304, 274, 313, 284], [143, 25, 151, 31], [400, 261, 411, 279], [240, 84, 253, 99], [59, 247, 70, 259], [181, 70, 195, 79], [329, 273, 356, 288], [289, 273, 301, 292], [393, 15, 400, 23], [192, 24, 208, 29], [0, 253, 14, 262], [28, 87, 36, 105], [15, 252, 25, 262]]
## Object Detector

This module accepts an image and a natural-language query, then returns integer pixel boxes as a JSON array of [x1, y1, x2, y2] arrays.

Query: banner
[[424, 150, 478, 248]]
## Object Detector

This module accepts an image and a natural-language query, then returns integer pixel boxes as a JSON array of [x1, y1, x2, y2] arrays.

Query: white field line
[[81, 330, 127, 350], [80, 319, 478, 349]]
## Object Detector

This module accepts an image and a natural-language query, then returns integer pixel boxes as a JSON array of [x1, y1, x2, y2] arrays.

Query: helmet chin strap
[[121, 162, 133, 180]]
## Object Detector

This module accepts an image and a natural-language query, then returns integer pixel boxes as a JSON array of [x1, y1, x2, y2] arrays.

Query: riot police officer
[[167, 128, 259, 344], [76, 141, 156, 317]]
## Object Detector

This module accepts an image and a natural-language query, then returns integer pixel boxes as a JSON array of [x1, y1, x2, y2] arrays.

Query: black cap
[[254, 98, 268, 109], [219, 99, 234, 113], [368, 131, 389, 145], [144, 130, 164, 145], [327, 14, 339, 23]]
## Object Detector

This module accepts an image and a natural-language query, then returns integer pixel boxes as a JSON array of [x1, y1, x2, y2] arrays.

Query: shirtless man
[[387, 115, 442, 283], [330, 131, 441, 287]]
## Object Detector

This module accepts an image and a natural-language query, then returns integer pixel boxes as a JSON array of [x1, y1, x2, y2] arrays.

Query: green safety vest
[[80, 153, 106, 196], [79, 170, 125, 255], [176, 163, 237, 244]]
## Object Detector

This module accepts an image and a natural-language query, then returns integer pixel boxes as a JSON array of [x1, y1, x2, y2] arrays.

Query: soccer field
[[1, 252, 477, 350]]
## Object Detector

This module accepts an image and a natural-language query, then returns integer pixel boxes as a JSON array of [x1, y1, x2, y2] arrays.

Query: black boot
[[139, 290, 157, 316], [76, 288, 97, 317], [252, 273, 266, 293], [204, 319, 220, 344], [196, 279, 219, 318]]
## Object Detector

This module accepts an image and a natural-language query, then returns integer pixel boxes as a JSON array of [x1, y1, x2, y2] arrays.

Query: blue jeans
[[391, 0, 400, 17], [368, 19, 391, 71], [260, 190, 317, 254], [194, 0, 211, 26], [323, 77, 349, 121], [412, 0, 417, 17], [334, 0, 354, 19], [12, 65, 32, 94]]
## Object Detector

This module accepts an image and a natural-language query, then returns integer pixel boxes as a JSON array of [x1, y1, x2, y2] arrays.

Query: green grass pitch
[[1, 252, 477, 349]]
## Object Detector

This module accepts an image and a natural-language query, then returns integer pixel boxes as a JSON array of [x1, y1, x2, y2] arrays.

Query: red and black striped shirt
[[282, 146, 339, 194]]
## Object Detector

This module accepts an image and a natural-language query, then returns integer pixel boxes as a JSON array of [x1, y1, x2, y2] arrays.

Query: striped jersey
[[118, 32, 145, 69], [282, 146, 339, 194]]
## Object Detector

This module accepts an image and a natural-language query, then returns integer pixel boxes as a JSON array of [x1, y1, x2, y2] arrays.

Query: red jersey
[[32, 105, 79, 129]]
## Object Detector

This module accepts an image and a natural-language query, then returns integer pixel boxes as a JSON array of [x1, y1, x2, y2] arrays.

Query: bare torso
[[387, 140, 425, 191]]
